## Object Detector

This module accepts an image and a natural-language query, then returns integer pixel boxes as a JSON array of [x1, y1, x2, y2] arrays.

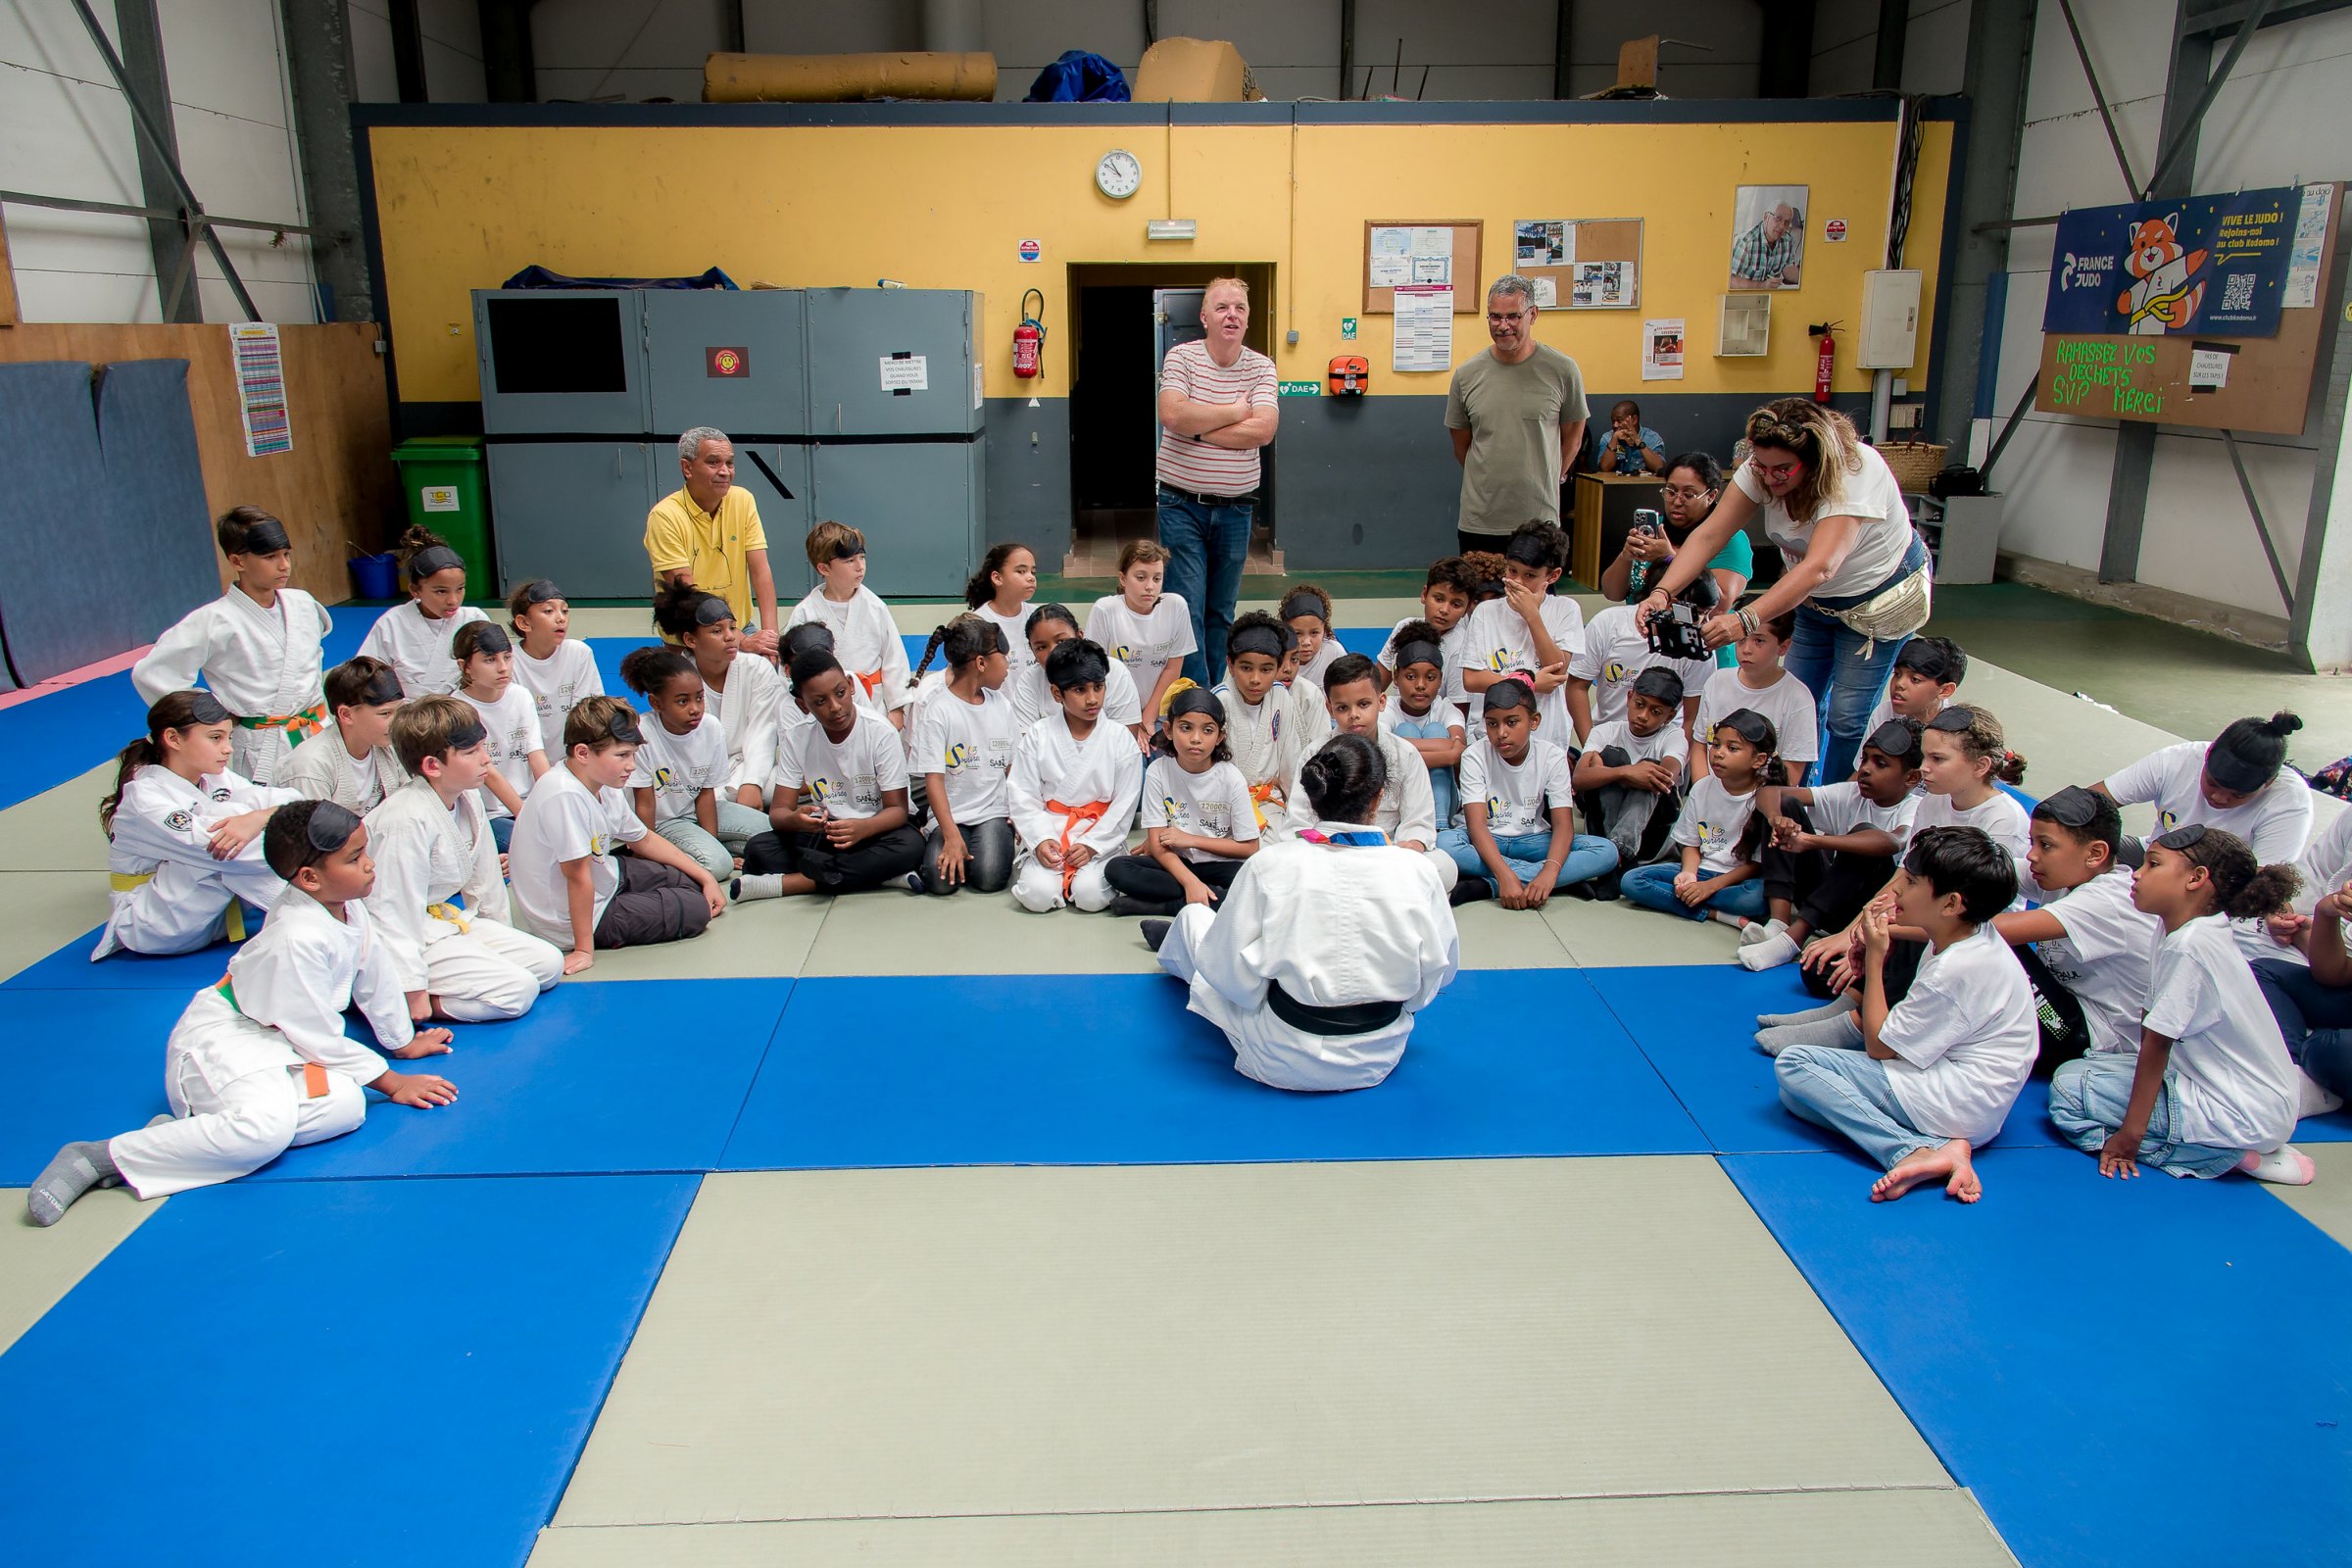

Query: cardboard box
[[1131, 37, 1261, 102]]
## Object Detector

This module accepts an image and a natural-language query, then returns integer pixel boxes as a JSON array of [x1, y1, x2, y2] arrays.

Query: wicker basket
[[1878, 440, 1948, 493]]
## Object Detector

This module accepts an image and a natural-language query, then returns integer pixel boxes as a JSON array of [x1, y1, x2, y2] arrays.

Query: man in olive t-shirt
[[1445, 274, 1590, 554]]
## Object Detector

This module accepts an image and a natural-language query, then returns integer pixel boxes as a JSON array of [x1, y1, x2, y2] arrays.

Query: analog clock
[[1096, 148, 1142, 200]]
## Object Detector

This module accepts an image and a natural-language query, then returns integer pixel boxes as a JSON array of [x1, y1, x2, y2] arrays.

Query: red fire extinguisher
[[1013, 288, 1046, 379], [1811, 322, 1836, 404]]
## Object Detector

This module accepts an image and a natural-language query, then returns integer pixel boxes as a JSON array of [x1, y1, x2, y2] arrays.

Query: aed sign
[[707, 346, 749, 377], [1018, 239, 1043, 262]]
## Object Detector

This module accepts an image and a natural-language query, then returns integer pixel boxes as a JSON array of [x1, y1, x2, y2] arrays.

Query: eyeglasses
[[1661, 484, 1712, 501], [1752, 461, 1802, 481]]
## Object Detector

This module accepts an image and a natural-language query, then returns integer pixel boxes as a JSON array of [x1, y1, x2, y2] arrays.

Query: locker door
[[811, 442, 980, 599], [473, 291, 649, 435], [645, 290, 809, 437], [734, 443, 814, 601], [805, 288, 982, 437], [485, 441, 655, 599]]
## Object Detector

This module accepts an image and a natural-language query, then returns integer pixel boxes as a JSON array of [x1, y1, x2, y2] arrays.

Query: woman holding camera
[[1602, 452, 1751, 669], [1636, 400, 1931, 785]]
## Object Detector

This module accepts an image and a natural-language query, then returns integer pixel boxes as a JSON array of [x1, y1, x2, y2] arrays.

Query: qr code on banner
[[2221, 272, 2256, 313]]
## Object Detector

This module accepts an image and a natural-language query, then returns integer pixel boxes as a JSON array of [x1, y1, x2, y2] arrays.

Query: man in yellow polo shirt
[[643, 426, 781, 659]]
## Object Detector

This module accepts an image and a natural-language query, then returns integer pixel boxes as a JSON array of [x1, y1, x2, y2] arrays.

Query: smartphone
[[1632, 508, 1664, 536]]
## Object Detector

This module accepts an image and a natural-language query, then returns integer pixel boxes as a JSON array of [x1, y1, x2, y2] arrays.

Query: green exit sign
[[1277, 380, 1322, 397]]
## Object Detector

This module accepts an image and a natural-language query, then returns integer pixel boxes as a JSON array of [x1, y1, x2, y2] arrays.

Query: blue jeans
[[1620, 862, 1767, 920], [2254, 957, 2352, 1101], [1439, 825, 1617, 888], [489, 814, 514, 853], [1157, 487, 1253, 687], [1786, 538, 1929, 784], [1391, 715, 1457, 827], [1775, 1042, 1938, 1168], [2047, 1054, 2246, 1177]]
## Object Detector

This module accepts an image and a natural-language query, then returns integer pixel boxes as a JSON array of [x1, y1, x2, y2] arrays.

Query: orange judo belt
[[1045, 797, 1108, 895], [236, 704, 326, 747], [1247, 780, 1283, 831], [855, 668, 886, 698], [215, 977, 329, 1097]]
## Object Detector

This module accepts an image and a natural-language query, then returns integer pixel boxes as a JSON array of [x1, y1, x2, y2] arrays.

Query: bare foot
[[1872, 1139, 1976, 1202]]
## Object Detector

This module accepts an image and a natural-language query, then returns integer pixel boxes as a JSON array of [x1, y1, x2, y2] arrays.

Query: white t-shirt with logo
[[1085, 594, 1198, 679], [508, 761, 646, 949], [2103, 740, 2315, 865], [1140, 756, 1260, 862], [2032, 868, 2162, 1056], [1672, 774, 1760, 876], [1568, 604, 1713, 737], [970, 604, 1036, 671], [627, 711, 731, 823], [1878, 923, 2037, 1146], [1459, 595, 1586, 739], [514, 638, 604, 755], [458, 683, 546, 820], [907, 685, 1018, 824], [1460, 737, 1575, 838], [1694, 666, 1820, 769], [2147, 913, 2301, 1152], [1580, 717, 1683, 769], [774, 709, 908, 821]]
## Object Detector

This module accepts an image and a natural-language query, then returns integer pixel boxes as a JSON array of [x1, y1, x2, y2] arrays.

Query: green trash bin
[[388, 437, 494, 595]]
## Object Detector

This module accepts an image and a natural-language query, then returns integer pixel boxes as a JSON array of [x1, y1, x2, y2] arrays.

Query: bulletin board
[[2033, 180, 2344, 436], [1362, 220, 1485, 314], [1518, 219, 1644, 311]]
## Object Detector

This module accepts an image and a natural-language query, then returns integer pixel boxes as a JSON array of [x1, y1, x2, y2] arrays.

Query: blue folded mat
[[1727, 1146, 2352, 1567], [0, 1173, 699, 1568], [722, 968, 1704, 1170]]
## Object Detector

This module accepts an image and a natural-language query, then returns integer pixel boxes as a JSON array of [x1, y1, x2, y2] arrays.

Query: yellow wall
[[368, 118, 1954, 406]]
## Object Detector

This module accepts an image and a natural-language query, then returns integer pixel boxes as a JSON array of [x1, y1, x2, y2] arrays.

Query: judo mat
[[1728, 1147, 2352, 1568], [551, 1159, 1956, 1527], [0, 1173, 697, 1568], [719, 970, 1704, 1170]]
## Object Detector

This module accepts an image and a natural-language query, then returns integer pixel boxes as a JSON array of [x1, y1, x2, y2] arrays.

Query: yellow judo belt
[[236, 705, 326, 746], [111, 871, 248, 942]]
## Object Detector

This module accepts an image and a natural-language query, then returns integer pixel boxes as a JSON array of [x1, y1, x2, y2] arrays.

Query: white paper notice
[[1411, 255, 1451, 284], [1369, 226, 1413, 286], [973, 362, 984, 412], [1393, 286, 1452, 373], [1642, 318, 1686, 381], [2285, 185, 2334, 309], [2188, 346, 2233, 392], [880, 355, 929, 392], [1533, 275, 1558, 307]]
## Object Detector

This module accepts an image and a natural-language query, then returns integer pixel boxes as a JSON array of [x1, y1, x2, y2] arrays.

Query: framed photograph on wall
[[1730, 185, 1808, 290]]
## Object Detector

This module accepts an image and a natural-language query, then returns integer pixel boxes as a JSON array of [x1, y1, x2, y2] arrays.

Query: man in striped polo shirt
[[1155, 277, 1278, 687]]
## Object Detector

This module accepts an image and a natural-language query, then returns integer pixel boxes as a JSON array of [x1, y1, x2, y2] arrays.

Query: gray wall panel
[[984, 397, 1072, 564]]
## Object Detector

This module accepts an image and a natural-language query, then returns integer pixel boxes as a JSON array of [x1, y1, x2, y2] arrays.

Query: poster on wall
[[1573, 262, 1633, 308], [2041, 186, 2304, 338], [1642, 318, 1686, 381], [1729, 184, 1807, 290], [1392, 285, 1453, 372], [229, 323, 290, 457], [1514, 220, 1569, 268]]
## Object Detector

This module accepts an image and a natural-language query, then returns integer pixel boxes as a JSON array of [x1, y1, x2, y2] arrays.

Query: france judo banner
[[2042, 186, 2298, 339]]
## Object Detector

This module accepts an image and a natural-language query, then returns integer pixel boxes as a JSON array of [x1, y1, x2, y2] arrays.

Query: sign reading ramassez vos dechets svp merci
[[2043, 187, 2298, 339]]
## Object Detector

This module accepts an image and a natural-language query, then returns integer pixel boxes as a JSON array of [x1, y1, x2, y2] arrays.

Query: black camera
[[1645, 575, 1720, 662]]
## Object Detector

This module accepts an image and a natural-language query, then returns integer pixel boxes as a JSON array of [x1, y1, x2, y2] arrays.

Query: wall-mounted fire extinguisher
[[1809, 320, 1837, 404], [1013, 288, 1046, 379]]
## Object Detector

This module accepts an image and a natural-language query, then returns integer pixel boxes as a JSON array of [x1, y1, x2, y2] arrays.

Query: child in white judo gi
[[279, 656, 409, 813], [356, 526, 487, 697], [785, 520, 911, 729], [365, 696, 564, 1022], [29, 801, 458, 1226], [132, 506, 333, 786], [1145, 732, 1459, 1092], [1007, 638, 1144, 913], [93, 691, 303, 960]]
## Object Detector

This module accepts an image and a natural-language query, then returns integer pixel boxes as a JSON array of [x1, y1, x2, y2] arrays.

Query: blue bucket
[[349, 552, 400, 600]]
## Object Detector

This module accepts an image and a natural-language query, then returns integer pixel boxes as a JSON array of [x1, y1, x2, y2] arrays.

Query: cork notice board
[[1363, 220, 1485, 314], [2033, 180, 2344, 436], [1518, 219, 1644, 311]]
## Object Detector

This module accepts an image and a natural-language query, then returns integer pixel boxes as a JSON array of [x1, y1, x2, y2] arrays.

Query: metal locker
[[473, 290, 650, 435], [485, 441, 657, 599], [804, 288, 982, 437], [730, 442, 815, 600], [811, 440, 983, 599], [644, 290, 809, 438]]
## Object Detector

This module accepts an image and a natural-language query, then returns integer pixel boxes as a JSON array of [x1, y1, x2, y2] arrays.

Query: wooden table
[[1570, 471, 1666, 590]]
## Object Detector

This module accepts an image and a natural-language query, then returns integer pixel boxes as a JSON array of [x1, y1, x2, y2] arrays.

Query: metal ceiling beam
[[2141, 0, 2279, 197], [2055, 0, 2139, 195]]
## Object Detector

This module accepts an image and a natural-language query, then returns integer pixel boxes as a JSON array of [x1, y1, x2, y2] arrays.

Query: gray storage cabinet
[[486, 441, 656, 599], [813, 441, 984, 598], [732, 442, 815, 600], [474, 290, 649, 435], [646, 289, 808, 437], [805, 288, 981, 436]]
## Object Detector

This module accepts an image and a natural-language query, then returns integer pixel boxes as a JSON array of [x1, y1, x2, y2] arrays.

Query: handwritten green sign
[[2048, 338, 2166, 416]]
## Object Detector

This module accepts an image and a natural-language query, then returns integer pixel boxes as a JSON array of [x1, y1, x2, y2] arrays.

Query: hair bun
[[1299, 754, 1335, 794], [2268, 711, 2304, 736]]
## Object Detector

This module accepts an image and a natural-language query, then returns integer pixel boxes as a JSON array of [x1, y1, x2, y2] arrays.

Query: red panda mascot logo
[[2117, 215, 2208, 334]]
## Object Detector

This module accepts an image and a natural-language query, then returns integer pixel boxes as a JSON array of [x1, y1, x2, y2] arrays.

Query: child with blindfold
[[281, 656, 409, 813], [508, 577, 603, 756], [357, 525, 488, 697]]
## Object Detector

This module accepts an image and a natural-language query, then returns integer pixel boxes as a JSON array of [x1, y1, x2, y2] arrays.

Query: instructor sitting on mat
[[1142, 733, 1459, 1093]]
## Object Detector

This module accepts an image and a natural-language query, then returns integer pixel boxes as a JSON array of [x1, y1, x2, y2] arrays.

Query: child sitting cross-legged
[[1571, 666, 1691, 882], [1009, 638, 1145, 913], [1441, 674, 1615, 908], [742, 648, 928, 898], [1104, 687, 1260, 916], [1768, 825, 2037, 1203], [1622, 708, 1778, 927]]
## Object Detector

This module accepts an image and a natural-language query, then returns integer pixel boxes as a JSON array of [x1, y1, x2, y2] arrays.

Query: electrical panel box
[[474, 290, 649, 435], [812, 440, 985, 598], [485, 441, 656, 598], [1717, 293, 1771, 358], [645, 289, 808, 437], [806, 288, 983, 437], [1857, 270, 1924, 369]]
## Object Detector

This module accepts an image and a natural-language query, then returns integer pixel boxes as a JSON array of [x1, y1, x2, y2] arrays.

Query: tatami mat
[[567, 892, 829, 983], [528, 1488, 2016, 1568], [0, 765, 112, 872], [0, 873, 111, 983], [1543, 893, 1743, 965], [0, 1188, 157, 1356], [555, 1158, 1949, 1528], [2272, 1141, 2352, 1250], [800, 881, 1162, 976]]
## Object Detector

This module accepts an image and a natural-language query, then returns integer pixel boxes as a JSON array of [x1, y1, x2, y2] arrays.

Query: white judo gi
[[1158, 822, 1459, 1091], [1215, 676, 1331, 829], [1007, 710, 1143, 912], [132, 587, 332, 786], [364, 778, 563, 1021], [703, 651, 785, 804], [94, 766, 300, 960], [355, 602, 488, 697], [1273, 729, 1460, 892], [786, 586, 912, 717], [108, 887, 415, 1198], [278, 732, 409, 814]]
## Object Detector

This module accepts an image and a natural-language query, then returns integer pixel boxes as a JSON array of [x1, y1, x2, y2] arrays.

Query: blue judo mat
[[0, 1173, 698, 1568], [1727, 1146, 2352, 1568]]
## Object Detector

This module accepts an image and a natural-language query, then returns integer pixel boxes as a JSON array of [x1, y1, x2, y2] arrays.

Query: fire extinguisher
[[1013, 288, 1046, 379], [1810, 321, 1837, 404]]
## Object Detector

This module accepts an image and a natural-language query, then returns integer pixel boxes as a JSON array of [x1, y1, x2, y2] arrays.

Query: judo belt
[[112, 871, 247, 942], [1045, 797, 1109, 895], [1266, 980, 1402, 1036], [856, 668, 887, 699], [1247, 780, 1282, 832], [237, 704, 326, 747], [214, 977, 329, 1098], [426, 893, 470, 935]]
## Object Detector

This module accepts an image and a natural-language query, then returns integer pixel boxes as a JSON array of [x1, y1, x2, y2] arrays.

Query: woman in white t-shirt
[[1636, 400, 1932, 786], [2094, 710, 2313, 865], [2049, 824, 2318, 1185]]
